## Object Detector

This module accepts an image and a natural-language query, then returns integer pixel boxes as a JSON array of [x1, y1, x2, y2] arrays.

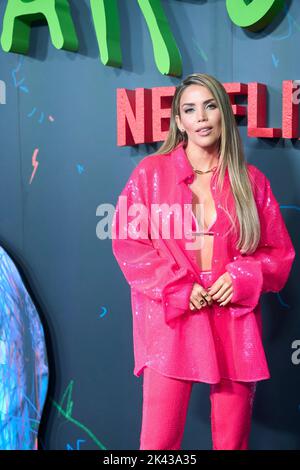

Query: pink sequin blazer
[[112, 142, 296, 383]]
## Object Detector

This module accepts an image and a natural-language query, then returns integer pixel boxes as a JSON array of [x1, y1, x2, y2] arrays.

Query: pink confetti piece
[[29, 148, 39, 184]]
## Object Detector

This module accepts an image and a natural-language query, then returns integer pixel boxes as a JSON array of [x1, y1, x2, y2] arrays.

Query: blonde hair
[[151, 73, 260, 254]]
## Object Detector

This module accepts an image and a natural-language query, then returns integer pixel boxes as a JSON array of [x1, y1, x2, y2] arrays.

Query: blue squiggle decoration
[[276, 292, 290, 309], [272, 5, 300, 41], [11, 55, 29, 93], [280, 204, 300, 212]]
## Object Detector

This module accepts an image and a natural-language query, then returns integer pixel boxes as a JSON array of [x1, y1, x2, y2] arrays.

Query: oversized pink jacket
[[111, 141, 296, 383]]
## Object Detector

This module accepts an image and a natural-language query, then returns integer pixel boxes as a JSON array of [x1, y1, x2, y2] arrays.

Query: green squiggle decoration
[[52, 380, 107, 450], [137, 0, 182, 76], [1, 0, 79, 54], [226, 0, 285, 32], [90, 0, 122, 67]]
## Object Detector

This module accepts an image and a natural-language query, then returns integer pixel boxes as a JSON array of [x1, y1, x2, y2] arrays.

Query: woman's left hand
[[206, 272, 234, 307]]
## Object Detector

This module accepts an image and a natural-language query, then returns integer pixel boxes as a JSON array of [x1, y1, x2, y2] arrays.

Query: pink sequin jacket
[[111, 142, 296, 383]]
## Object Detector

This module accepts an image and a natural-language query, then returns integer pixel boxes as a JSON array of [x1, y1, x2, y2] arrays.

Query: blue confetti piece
[[28, 108, 47, 124], [77, 164, 84, 174], [280, 204, 300, 212], [28, 107, 37, 118], [272, 53, 279, 68], [276, 292, 290, 309], [99, 306, 107, 318], [66, 439, 85, 450], [193, 39, 208, 62], [76, 439, 85, 450]]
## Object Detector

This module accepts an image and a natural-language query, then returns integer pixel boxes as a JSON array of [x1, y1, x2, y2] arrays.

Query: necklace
[[192, 165, 218, 175]]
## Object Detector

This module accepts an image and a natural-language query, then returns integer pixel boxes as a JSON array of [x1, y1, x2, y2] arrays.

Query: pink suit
[[111, 141, 295, 449]]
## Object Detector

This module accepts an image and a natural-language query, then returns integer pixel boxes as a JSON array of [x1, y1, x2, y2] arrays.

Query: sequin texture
[[111, 142, 296, 383]]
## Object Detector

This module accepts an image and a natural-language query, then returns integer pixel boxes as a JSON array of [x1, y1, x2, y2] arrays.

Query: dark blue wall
[[0, 0, 299, 450]]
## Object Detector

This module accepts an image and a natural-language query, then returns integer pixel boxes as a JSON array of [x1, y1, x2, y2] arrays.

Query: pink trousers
[[139, 366, 256, 450], [139, 269, 257, 450]]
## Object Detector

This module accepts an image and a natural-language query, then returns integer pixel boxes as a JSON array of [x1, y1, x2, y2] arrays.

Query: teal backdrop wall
[[0, 0, 299, 450]]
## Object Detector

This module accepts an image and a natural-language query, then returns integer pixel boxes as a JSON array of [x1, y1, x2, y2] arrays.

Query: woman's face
[[175, 84, 222, 151]]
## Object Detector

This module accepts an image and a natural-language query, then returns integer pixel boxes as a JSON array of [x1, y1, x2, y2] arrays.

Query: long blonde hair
[[152, 73, 260, 254]]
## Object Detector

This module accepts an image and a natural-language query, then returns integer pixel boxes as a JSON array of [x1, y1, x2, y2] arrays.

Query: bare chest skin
[[188, 173, 217, 271]]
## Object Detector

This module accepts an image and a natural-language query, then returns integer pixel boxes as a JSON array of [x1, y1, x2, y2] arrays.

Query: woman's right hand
[[189, 282, 213, 312]]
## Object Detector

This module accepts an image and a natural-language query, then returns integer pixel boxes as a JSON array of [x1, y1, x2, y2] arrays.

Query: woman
[[111, 73, 295, 450]]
